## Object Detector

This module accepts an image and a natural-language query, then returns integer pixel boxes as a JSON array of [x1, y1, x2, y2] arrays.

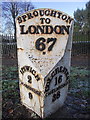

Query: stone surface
[[16, 8, 74, 118]]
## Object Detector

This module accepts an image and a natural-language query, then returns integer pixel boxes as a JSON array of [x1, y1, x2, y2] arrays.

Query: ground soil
[[2, 94, 90, 119]]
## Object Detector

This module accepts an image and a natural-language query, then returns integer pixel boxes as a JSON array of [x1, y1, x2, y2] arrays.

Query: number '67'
[[35, 37, 57, 52]]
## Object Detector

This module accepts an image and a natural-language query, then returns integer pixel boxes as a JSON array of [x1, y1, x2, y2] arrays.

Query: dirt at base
[[2, 95, 90, 119], [49, 95, 90, 119]]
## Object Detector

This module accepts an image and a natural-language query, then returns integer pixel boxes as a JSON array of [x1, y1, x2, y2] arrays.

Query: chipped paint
[[16, 8, 74, 118], [17, 48, 24, 51]]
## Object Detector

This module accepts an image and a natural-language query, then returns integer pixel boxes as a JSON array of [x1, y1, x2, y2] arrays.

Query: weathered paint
[[16, 8, 74, 118]]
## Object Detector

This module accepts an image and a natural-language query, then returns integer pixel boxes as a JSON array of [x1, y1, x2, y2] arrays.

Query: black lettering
[[32, 70, 36, 76], [46, 25, 53, 34], [47, 38, 57, 51], [28, 75, 32, 84], [52, 93, 57, 102], [33, 10, 38, 16], [54, 25, 61, 34], [50, 10, 57, 17], [55, 67, 60, 74], [28, 25, 36, 34], [57, 91, 60, 99], [25, 66, 30, 71], [45, 18, 51, 24], [55, 76, 58, 86], [45, 78, 52, 92], [35, 75, 40, 81], [24, 66, 28, 72], [61, 27, 65, 35], [20, 67, 26, 74], [29, 92, 33, 99], [17, 17, 22, 23], [29, 67, 33, 73], [20, 25, 28, 34], [47, 78, 52, 83], [20, 25, 70, 35], [36, 25, 44, 34], [17, 9, 73, 25], [20, 66, 41, 81], [51, 68, 58, 78], [21, 82, 41, 96], [65, 72, 69, 77], [35, 37, 46, 51], [63, 67, 69, 76], [60, 66, 64, 72], [66, 75, 69, 81], [22, 15, 27, 22], [27, 13, 33, 19], [40, 18, 51, 24], [66, 16, 73, 24], [52, 90, 60, 102], [45, 10, 50, 16], [58, 75, 62, 84], [63, 67, 67, 74], [54, 25, 69, 35], [24, 66, 27, 72], [62, 15, 67, 20], [62, 25, 70, 34], [45, 85, 49, 92], [20, 69, 24, 74], [57, 12, 62, 19], [40, 18, 45, 24], [39, 10, 44, 16], [55, 75, 62, 86], [46, 82, 50, 86], [51, 71, 56, 78]]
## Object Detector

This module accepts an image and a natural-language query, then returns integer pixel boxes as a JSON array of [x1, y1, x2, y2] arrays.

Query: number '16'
[[35, 37, 57, 52]]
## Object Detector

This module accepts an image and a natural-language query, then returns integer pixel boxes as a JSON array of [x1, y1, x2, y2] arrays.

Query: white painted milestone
[[16, 8, 74, 118]]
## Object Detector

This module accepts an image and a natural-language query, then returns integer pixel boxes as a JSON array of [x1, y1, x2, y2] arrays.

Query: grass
[[2, 66, 20, 103], [1, 65, 90, 119], [2, 65, 90, 100], [69, 67, 90, 98], [73, 32, 90, 41]]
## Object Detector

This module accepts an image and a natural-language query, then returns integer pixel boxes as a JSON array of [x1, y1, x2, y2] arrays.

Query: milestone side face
[[16, 8, 74, 118]]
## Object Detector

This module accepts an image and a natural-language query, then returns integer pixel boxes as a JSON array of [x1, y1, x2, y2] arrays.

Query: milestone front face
[[16, 8, 74, 118]]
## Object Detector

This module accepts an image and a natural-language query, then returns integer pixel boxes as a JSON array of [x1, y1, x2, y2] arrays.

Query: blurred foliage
[[73, 31, 90, 41], [74, 1, 90, 33]]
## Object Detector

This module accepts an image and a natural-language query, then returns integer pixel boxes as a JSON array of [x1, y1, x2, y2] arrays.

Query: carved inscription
[[52, 91, 60, 102], [16, 8, 74, 118], [20, 66, 42, 96], [45, 66, 69, 102], [17, 9, 73, 56], [20, 24, 70, 35], [45, 66, 69, 92], [20, 66, 41, 81], [21, 82, 41, 96], [35, 37, 57, 53], [45, 81, 69, 97], [29, 92, 33, 99], [17, 9, 73, 24], [27, 75, 32, 83]]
